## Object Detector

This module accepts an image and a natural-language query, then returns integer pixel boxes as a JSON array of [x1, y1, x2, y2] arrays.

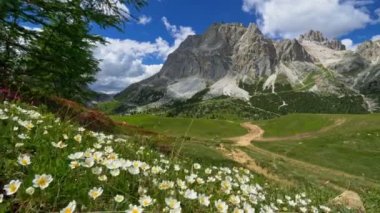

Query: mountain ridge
[[114, 23, 380, 114]]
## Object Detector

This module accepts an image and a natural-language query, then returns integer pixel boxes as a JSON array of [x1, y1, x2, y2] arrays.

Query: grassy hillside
[[112, 114, 246, 139], [0, 101, 346, 212], [255, 113, 380, 181], [255, 114, 334, 137]]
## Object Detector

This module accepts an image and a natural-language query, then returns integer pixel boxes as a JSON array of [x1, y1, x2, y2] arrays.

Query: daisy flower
[[139, 195, 154, 207], [114, 195, 124, 203], [4, 180, 22, 195], [18, 154, 31, 166], [51, 141, 68, 149], [26, 187, 35, 195], [126, 205, 143, 213], [73, 134, 82, 143], [60, 200, 76, 213], [88, 187, 103, 200], [33, 174, 53, 189]]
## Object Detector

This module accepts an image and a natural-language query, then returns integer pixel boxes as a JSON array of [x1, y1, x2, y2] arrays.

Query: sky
[[89, 0, 380, 94]]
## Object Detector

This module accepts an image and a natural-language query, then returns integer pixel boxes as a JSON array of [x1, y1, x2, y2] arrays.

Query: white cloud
[[90, 18, 195, 94], [341, 38, 358, 50], [242, 0, 376, 38], [137, 15, 152, 25], [372, 35, 380, 41], [161, 17, 195, 54]]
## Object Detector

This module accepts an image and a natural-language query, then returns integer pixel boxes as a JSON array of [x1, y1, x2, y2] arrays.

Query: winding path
[[228, 118, 346, 145]]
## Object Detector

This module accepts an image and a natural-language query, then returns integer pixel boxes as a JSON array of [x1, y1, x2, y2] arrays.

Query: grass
[[0, 101, 345, 212], [255, 113, 334, 137], [95, 100, 122, 114], [112, 114, 246, 140], [255, 114, 380, 181]]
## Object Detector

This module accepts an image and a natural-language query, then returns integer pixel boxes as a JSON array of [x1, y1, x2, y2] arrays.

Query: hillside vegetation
[[0, 101, 341, 212]]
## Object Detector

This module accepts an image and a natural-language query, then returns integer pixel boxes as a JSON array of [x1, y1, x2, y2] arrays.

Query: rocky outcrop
[[232, 24, 277, 77], [331, 191, 365, 213], [275, 39, 314, 62], [357, 40, 380, 64], [299, 30, 346, 50]]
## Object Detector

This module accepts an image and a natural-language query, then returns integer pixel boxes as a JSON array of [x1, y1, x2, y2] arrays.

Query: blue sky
[[90, 0, 380, 93]]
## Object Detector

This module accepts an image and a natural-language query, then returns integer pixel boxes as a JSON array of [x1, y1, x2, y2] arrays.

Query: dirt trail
[[228, 118, 346, 144], [228, 122, 264, 146], [218, 145, 293, 186], [222, 118, 380, 191]]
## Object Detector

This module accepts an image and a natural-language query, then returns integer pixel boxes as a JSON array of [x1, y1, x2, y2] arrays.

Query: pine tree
[[0, 0, 147, 101]]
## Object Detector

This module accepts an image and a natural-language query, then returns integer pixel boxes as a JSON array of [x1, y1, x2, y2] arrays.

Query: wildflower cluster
[[0, 102, 333, 212]]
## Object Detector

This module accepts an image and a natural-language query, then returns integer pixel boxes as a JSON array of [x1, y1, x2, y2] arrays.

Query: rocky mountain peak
[[299, 30, 346, 51], [299, 30, 327, 43], [356, 40, 380, 64], [275, 39, 314, 62]]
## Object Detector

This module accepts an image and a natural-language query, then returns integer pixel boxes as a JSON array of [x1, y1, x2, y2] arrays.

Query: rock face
[[275, 39, 314, 62], [115, 23, 380, 111], [299, 30, 346, 50], [232, 24, 277, 77], [357, 40, 380, 64]]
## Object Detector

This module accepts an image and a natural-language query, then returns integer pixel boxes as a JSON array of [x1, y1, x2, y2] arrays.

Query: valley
[[112, 112, 380, 211]]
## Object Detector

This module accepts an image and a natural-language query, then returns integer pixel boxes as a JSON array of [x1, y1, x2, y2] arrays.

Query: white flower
[[165, 197, 180, 209], [98, 175, 107, 182], [193, 163, 201, 170], [0, 194, 3, 203], [215, 199, 228, 213], [68, 152, 84, 160], [32, 174, 53, 189], [69, 161, 80, 169], [126, 205, 143, 213], [18, 154, 31, 166], [184, 189, 197, 200], [73, 134, 82, 143], [15, 143, 24, 147], [60, 200, 76, 213], [320, 205, 331, 213], [221, 180, 232, 193], [198, 194, 210, 206], [288, 200, 296, 207], [159, 180, 174, 190], [88, 187, 103, 200], [25, 187, 35, 195], [51, 141, 67, 149], [91, 167, 103, 175], [300, 207, 307, 213], [174, 165, 180, 171], [139, 195, 154, 207], [232, 208, 244, 213], [82, 157, 95, 168], [229, 195, 241, 206], [110, 169, 120, 176], [114, 194, 124, 203], [4, 180, 22, 195]]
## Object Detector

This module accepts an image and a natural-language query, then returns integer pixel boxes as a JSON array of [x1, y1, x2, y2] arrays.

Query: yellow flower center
[[131, 209, 139, 213], [91, 191, 99, 198], [9, 184, 17, 192], [63, 208, 72, 213], [21, 159, 28, 165], [38, 178, 47, 187]]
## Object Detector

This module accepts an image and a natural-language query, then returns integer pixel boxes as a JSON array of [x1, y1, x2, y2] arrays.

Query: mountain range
[[112, 23, 380, 116]]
